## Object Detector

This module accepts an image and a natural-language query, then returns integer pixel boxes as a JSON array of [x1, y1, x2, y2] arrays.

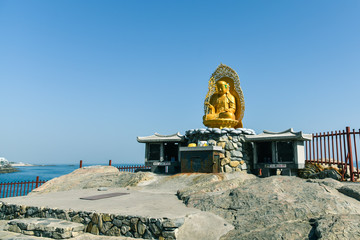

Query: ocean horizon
[[0, 163, 142, 183]]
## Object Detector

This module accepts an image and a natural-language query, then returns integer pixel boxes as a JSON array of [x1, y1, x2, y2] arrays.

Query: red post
[[335, 131, 339, 165], [327, 132, 331, 164], [80, 160, 83, 168], [109, 160, 112, 166], [319, 133, 323, 163], [353, 129, 359, 177], [35, 176, 39, 188], [312, 133, 315, 161], [346, 126, 355, 182]]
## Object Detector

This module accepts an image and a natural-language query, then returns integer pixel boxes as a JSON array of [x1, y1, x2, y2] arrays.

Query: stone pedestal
[[184, 128, 255, 173]]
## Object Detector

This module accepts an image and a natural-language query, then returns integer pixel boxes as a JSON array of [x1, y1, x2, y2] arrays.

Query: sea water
[[0, 164, 132, 183]]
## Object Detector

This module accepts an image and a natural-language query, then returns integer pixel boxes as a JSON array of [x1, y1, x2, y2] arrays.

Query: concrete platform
[[1, 187, 200, 219]]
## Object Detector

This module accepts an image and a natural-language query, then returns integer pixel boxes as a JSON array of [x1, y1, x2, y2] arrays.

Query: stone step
[[4, 218, 85, 239]]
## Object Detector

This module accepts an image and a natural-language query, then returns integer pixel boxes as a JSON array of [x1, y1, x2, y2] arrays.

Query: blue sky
[[0, 0, 359, 164]]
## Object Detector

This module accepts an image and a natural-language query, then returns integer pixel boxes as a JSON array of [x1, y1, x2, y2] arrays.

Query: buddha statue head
[[203, 64, 245, 129], [215, 80, 229, 95]]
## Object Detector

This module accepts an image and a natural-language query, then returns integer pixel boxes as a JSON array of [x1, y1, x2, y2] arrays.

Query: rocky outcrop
[[0, 165, 18, 174], [30, 166, 153, 194], [178, 176, 360, 239], [311, 214, 360, 239]]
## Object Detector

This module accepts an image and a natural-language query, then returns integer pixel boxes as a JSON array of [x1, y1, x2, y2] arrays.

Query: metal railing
[[0, 176, 47, 198], [79, 160, 150, 173], [305, 126, 360, 181], [115, 165, 151, 172]]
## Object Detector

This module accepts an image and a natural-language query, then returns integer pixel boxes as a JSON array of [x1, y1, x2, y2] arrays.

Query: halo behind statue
[[203, 64, 245, 129]]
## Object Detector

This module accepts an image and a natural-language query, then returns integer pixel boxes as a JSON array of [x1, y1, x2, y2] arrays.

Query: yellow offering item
[[188, 143, 197, 147]]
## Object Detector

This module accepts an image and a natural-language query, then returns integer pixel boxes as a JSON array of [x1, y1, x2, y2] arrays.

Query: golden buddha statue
[[203, 64, 245, 129], [204, 80, 236, 120]]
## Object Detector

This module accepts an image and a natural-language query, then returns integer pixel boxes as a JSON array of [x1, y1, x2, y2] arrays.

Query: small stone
[[106, 226, 121, 236], [102, 214, 112, 222], [130, 217, 139, 232], [228, 136, 232, 140], [86, 222, 93, 232], [231, 150, 243, 158], [235, 167, 242, 172], [143, 229, 154, 239], [213, 129, 221, 134], [231, 157, 243, 161], [113, 219, 122, 227], [225, 142, 235, 151], [150, 223, 161, 236], [224, 165, 233, 173], [17, 222, 27, 230], [90, 225, 99, 235], [7, 224, 21, 233], [98, 187, 108, 191], [20, 205, 27, 214], [230, 161, 240, 168], [26, 207, 38, 216], [71, 215, 82, 223], [240, 163, 247, 170], [121, 225, 130, 234], [83, 217, 91, 224], [226, 151, 231, 158], [207, 139, 216, 146], [101, 221, 113, 234], [163, 218, 184, 228], [92, 213, 100, 224], [125, 231, 133, 237], [137, 221, 146, 235], [122, 219, 130, 226], [217, 142, 226, 148], [219, 135, 228, 141]]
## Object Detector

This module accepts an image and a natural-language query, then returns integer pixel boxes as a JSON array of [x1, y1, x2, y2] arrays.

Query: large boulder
[[178, 176, 360, 239], [30, 166, 153, 194]]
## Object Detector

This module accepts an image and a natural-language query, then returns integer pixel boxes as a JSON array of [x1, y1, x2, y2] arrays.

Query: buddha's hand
[[205, 103, 214, 114], [205, 103, 214, 110], [225, 108, 235, 113]]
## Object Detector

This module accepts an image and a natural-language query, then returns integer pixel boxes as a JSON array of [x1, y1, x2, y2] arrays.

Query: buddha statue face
[[215, 80, 229, 95]]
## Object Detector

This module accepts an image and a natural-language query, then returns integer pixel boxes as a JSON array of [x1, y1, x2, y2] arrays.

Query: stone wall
[[184, 128, 255, 173], [0, 202, 183, 239]]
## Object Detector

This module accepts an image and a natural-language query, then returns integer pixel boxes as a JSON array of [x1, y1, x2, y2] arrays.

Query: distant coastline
[[10, 162, 36, 167], [0, 165, 19, 174]]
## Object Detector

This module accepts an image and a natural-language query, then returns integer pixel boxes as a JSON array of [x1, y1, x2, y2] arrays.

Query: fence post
[[109, 160, 112, 166], [80, 160, 83, 168], [346, 126, 355, 181], [35, 176, 39, 188]]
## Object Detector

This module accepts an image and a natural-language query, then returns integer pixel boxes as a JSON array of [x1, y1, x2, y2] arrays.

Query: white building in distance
[[0, 157, 9, 166]]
